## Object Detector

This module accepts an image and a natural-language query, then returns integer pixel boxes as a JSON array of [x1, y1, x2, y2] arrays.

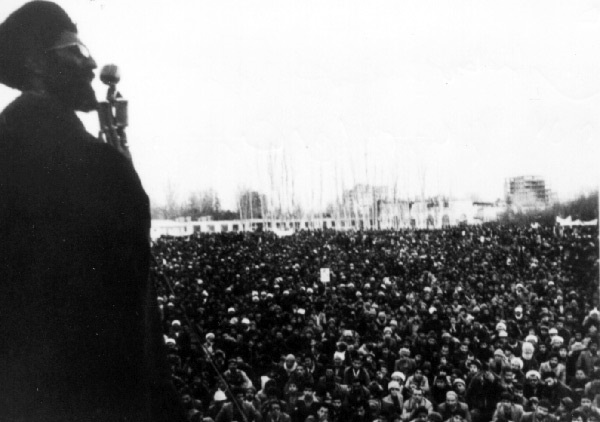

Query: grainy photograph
[[0, 1, 597, 421]]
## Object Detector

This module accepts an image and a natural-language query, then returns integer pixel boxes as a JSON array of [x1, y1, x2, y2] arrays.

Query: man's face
[[549, 357, 558, 368], [270, 404, 281, 416], [412, 390, 423, 402], [333, 399, 342, 410], [544, 377, 555, 387], [317, 407, 329, 421], [581, 398, 592, 409], [43, 31, 98, 112], [446, 395, 457, 408]]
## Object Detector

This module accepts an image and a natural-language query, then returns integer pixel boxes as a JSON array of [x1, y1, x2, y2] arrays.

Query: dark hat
[[0, 1, 76, 90], [428, 412, 443, 422], [542, 371, 556, 379], [560, 397, 574, 411], [470, 359, 483, 369]]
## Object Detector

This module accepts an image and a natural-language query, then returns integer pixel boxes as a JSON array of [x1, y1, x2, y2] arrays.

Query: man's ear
[[22, 52, 49, 91], [24, 52, 48, 77]]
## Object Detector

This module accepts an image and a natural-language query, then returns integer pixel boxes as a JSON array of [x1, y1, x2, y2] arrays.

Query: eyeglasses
[[46, 31, 91, 59], [47, 42, 91, 59]]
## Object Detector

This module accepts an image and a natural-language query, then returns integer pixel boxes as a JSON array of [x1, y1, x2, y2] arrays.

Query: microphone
[[100, 64, 120, 86]]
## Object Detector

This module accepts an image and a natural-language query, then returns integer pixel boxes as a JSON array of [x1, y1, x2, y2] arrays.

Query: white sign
[[320, 268, 331, 283]]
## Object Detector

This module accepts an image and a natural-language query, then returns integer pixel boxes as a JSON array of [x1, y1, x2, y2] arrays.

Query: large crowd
[[150, 224, 600, 422]]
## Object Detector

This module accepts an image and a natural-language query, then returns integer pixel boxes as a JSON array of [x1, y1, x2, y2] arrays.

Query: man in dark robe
[[0, 2, 185, 421]]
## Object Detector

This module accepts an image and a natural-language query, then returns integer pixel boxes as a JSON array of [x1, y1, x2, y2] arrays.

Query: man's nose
[[85, 54, 97, 70]]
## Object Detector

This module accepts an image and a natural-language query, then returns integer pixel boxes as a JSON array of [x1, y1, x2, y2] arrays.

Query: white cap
[[388, 381, 401, 390], [391, 371, 406, 382]]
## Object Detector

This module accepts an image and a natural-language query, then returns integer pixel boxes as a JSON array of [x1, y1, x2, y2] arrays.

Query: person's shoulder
[[1, 92, 78, 131], [1, 92, 47, 117]]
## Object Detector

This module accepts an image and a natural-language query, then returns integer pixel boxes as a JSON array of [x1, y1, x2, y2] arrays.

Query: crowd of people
[[150, 223, 600, 422]]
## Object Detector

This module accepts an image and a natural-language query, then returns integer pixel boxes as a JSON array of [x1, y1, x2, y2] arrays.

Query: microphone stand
[[98, 65, 132, 161]]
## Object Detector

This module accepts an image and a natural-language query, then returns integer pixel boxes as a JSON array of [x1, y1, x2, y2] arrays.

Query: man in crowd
[[402, 389, 433, 421], [437, 391, 471, 422], [492, 392, 524, 422], [467, 366, 504, 422], [522, 400, 558, 422]]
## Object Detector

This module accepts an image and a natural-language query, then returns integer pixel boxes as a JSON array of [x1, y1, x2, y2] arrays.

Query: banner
[[320, 268, 330, 283]]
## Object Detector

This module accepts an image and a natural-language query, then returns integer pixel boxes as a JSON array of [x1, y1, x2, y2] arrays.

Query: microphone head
[[100, 64, 120, 85]]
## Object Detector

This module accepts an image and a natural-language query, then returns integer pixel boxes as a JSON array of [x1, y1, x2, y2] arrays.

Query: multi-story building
[[505, 175, 553, 211]]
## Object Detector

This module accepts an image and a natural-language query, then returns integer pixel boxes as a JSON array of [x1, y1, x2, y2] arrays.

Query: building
[[505, 176, 554, 212], [377, 197, 505, 230]]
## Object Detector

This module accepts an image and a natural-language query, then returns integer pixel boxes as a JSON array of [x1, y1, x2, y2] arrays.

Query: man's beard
[[52, 77, 97, 112], [46, 65, 98, 112]]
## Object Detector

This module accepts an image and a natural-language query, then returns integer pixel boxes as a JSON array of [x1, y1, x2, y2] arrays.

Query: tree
[[186, 189, 221, 220], [237, 190, 266, 220]]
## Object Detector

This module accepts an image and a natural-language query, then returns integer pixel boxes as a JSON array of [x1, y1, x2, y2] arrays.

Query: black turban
[[0, 1, 77, 90]]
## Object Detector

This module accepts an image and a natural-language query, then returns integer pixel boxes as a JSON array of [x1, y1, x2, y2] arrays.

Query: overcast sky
[[0, 0, 598, 210]]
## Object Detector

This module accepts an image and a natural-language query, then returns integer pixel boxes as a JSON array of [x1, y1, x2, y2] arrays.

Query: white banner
[[320, 268, 331, 283]]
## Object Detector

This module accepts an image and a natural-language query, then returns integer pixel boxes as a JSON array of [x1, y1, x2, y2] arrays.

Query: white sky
[[0, 0, 598, 210]]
